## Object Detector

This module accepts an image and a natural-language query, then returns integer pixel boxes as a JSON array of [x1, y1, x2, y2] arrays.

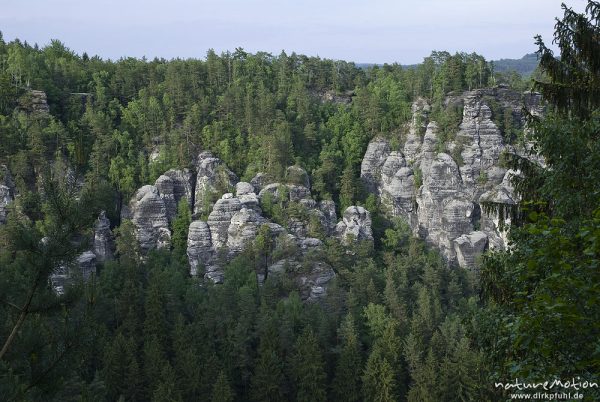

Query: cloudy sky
[[0, 0, 588, 64]]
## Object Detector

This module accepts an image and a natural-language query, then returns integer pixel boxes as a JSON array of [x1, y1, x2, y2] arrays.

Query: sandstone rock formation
[[361, 88, 542, 268], [126, 185, 171, 254], [0, 165, 15, 225], [194, 151, 238, 216], [93, 211, 114, 263], [335, 206, 373, 243]]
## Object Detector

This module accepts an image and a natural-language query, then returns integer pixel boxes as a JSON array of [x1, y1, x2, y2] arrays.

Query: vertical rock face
[[0, 185, 12, 225], [453, 231, 488, 269], [0, 165, 15, 225], [129, 185, 171, 254], [20, 90, 50, 114], [194, 151, 238, 216], [207, 196, 243, 249], [125, 155, 366, 300], [360, 139, 391, 195], [361, 88, 541, 268], [51, 251, 97, 295], [155, 169, 195, 221], [154, 175, 177, 222], [187, 221, 213, 276], [335, 206, 373, 243], [164, 169, 195, 206], [93, 211, 114, 263], [77, 251, 97, 280], [380, 152, 415, 218]]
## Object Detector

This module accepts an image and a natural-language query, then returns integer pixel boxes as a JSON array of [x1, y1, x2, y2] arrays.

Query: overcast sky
[[0, 0, 588, 64]]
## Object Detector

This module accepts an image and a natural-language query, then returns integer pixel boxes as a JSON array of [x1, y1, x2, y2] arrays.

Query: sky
[[0, 0, 589, 64]]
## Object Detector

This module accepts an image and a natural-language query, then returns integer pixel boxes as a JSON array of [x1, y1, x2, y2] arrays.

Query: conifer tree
[[290, 328, 327, 402]]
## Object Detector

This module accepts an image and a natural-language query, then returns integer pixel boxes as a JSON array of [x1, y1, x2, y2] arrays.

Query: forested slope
[[1, 2, 599, 400]]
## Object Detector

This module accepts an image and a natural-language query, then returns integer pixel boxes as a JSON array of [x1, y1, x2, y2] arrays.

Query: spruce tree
[[290, 328, 327, 402]]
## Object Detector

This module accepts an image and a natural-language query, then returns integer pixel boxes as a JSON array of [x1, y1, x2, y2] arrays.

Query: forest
[[0, 1, 599, 401]]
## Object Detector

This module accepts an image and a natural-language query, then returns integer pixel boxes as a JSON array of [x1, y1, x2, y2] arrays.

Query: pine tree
[[151, 362, 182, 402], [362, 348, 398, 402], [332, 314, 362, 402], [211, 370, 235, 402], [250, 342, 286, 402], [290, 328, 327, 402], [339, 164, 357, 212]]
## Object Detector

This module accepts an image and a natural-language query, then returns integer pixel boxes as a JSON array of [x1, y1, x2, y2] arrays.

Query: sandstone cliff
[[360, 88, 543, 268]]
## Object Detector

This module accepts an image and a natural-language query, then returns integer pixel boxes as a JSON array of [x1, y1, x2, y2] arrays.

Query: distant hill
[[358, 53, 540, 77], [492, 53, 539, 77]]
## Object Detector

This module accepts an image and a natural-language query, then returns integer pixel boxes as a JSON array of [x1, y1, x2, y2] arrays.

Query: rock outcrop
[[335, 206, 373, 243], [51, 251, 97, 295], [93, 211, 114, 263], [361, 88, 542, 268], [0, 165, 15, 225], [194, 151, 238, 216], [126, 185, 171, 254], [172, 160, 368, 299]]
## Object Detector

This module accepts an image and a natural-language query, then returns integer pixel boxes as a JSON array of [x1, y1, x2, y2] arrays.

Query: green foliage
[[476, 3, 600, 398], [0, 29, 530, 402], [171, 199, 192, 265]]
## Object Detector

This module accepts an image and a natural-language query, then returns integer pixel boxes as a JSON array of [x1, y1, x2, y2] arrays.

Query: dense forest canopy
[[0, 1, 599, 401]]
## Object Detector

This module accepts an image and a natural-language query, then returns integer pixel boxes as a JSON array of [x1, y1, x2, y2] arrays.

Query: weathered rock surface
[[51, 251, 97, 295], [0, 166, 15, 224], [453, 231, 488, 269], [187, 221, 213, 276], [362, 88, 542, 268], [286, 165, 311, 188], [335, 206, 373, 243], [93, 211, 114, 263], [360, 139, 391, 194], [163, 169, 194, 212], [0, 185, 12, 225], [194, 151, 238, 216], [128, 185, 171, 254]]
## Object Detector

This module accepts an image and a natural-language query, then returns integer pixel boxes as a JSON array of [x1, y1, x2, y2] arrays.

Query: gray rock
[[93, 211, 114, 263], [258, 183, 311, 203], [453, 231, 488, 269], [154, 174, 177, 222], [317, 200, 337, 234], [129, 185, 171, 254], [250, 172, 273, 193], [207, 196, 242, 249], [360, 138, 391, 194], [187, 221, 213, 276], [360, 88, 539, 266], [194, 151, 238, 216], [235, 182, 255, 196], [335, 206, 373, 243], [77, 251, 97, 280], [286, 165, 311, 188], [164, 169, 194, 209], [380, 152, 415, 217], [227, 207, 268, 253], [51, 251, 97, 295], [0, 185, 12, 225]]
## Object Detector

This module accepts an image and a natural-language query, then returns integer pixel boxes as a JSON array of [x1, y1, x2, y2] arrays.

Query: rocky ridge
[[360, 88, 543, 268], [119, 152, 373, 300]]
